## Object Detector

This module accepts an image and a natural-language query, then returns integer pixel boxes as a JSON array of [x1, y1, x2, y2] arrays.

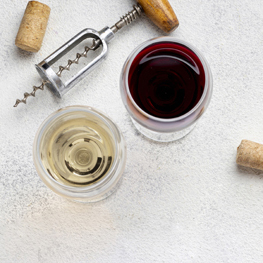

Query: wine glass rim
[[124, 37, 211, 123]]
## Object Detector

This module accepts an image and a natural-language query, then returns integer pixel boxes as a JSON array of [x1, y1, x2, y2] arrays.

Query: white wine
[[34, 106, 126, 202], [40, 111, 116, 187]]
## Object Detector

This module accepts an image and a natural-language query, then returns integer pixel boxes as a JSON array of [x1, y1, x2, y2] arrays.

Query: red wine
[[128, 42, 206, 118]]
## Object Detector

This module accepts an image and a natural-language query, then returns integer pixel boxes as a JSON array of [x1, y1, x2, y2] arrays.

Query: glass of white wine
[[33, 105, 126, 203]]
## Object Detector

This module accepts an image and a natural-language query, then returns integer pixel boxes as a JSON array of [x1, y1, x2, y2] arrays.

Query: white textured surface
[[1, 0, 263, 262]]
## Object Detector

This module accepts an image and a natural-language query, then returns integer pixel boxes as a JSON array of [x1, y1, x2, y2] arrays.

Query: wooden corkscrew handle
[[136, 0, 179, 33]]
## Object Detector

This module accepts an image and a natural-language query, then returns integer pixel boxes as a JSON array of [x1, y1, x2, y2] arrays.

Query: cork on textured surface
[[236, 140, 263, 170], [15, 1, 50, 52]]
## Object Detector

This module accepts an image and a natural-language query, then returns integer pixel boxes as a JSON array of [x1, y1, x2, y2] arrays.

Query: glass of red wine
[[120, 37, 213, 142]]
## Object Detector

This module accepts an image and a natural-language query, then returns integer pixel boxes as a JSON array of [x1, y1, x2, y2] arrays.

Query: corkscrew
[[14, 0, 179, 107]]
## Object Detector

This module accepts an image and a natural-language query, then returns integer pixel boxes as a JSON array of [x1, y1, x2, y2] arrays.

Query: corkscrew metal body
[[14, 1, 179, 107]]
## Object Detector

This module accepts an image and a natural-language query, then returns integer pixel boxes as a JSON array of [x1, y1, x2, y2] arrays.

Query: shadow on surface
[[236, 164, 263, 178]]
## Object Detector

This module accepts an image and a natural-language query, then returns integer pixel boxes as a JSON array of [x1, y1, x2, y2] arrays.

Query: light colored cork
[[236, 140, 263, 170], [136, 0, 179, 33], [15, 1, 50, 52]]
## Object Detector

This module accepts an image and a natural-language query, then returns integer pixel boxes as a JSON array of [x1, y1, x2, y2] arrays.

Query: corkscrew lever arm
[[13, 5, 143, 107], [34, 4, 144, 99], [35, 27, 113, 99]]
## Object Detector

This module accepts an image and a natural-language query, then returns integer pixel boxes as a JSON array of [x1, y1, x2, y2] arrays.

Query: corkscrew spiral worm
[[13, 40, 100, 107], [13, 80, 48, 107], [56, 39, 100, 77]]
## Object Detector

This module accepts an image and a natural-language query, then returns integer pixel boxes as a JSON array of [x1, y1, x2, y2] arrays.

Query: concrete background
[[1, 0, 263, 262]]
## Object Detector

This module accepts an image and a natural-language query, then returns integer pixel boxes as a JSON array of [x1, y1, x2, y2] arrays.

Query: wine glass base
[[131, 117, 196, 142]]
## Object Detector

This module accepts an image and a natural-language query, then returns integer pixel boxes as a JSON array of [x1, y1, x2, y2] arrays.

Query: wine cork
[[15, 1, 50, 52], [236, 140, 263, 170]]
